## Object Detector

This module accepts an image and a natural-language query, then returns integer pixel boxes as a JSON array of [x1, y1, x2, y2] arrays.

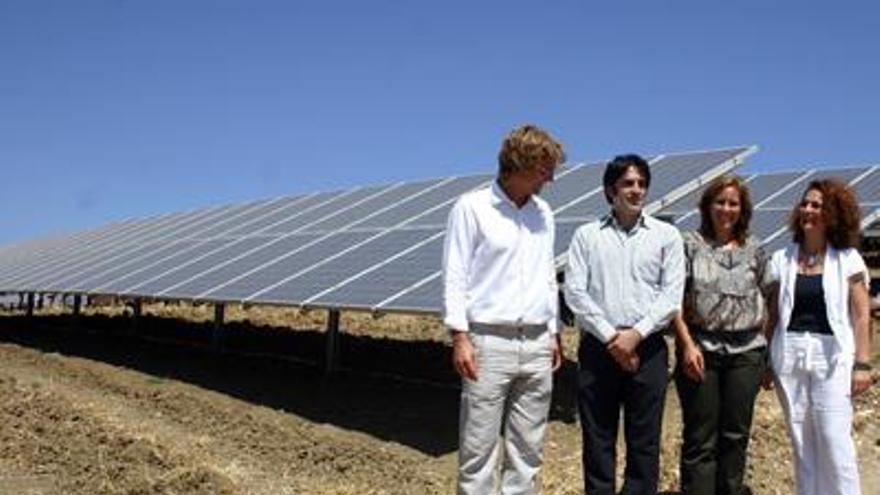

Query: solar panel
[[356, 174, 492, 229], [759, 167, 870, 208], [161, 232, 336, 299], [6, 203, 252, 291], [32, 203, 265, 292], [853, 167, 880, 206], [749, 171, 808, 207], [0, 217, 155, 283], [55, 200, 297, 292], [251, 228, 441, 304], [0, 146, 755, 316], [0, 230, 87, 281], [310, 236, 445, 309], [124, 236, 275, 295], [220, 192, 333, 237], [302, 179, 444, 232], [373, 274, 442, 314]]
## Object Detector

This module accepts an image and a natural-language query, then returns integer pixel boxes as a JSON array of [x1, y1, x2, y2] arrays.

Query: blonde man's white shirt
[[443, 181, 558, 334]]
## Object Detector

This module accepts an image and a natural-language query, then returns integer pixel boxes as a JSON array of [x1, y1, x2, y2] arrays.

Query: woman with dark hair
[[673, 174, 771, 495], [766, 178, 873, 495]]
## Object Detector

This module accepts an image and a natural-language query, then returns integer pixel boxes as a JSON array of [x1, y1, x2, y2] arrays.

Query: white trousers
[[457, 325, 554, 495], [773, 332, 861, 495]]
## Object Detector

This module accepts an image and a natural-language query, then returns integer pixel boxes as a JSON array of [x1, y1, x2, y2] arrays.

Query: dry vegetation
[[0, 301, 877, 494]]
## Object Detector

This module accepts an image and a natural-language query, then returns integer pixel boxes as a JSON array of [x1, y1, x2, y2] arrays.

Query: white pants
[[773, 333, 861, 495], [457, 324, 554, 495]]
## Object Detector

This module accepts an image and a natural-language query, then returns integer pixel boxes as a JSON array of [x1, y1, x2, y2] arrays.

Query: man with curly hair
[[443, 124, 566, 494]]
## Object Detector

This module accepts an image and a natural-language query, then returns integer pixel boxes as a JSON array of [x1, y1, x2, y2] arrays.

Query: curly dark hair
[[698, 174, 753, 245], [789, 178, 861, 249]]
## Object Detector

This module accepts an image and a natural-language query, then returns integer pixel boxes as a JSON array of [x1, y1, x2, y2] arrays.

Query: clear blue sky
[[2, 1, 878, 244]]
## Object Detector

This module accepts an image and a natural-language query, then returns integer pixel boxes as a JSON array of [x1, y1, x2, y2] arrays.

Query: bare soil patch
[[0, 307, 877, 494]]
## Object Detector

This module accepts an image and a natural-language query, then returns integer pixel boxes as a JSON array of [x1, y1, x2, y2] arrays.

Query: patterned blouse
[[682, 231, 771, 354]]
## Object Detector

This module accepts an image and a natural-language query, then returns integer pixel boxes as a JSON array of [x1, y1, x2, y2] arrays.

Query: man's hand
[[607, 329, 642, 373], [680, 342, 705, 382], [452, 331, 478, 381], [552, 334, 563, 372]]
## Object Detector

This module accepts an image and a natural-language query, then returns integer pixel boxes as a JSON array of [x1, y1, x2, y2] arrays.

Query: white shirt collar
[[600, 211, 648, 231], [491, 180, 534, 210]]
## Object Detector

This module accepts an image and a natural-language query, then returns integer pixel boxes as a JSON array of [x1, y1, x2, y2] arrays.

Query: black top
[[787, 273, 834, 335]]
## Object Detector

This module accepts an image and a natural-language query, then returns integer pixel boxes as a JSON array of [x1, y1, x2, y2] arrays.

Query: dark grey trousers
[[675, 347, 766, 495], [578, 333, 668, 495]]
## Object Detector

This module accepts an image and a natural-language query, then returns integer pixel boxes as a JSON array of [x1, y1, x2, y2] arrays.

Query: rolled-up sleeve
[[633, 228, 685, 338], [564, 227, 616, 343]]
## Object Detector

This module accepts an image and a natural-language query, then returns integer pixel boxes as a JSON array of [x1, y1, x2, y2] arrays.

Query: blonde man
[[443, 124, 566, 494]]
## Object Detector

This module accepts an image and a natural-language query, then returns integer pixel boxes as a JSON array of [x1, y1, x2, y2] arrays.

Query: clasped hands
[[607, 328, 642, 373]]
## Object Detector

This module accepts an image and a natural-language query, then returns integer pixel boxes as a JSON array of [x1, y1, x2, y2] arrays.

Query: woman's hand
[[761, 369, 775, 391], [852, 369, 873, 396], [681, 342, 705, 382]]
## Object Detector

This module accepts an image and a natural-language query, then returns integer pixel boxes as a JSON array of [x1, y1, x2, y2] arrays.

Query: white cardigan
[[769, 243, 869, 371]]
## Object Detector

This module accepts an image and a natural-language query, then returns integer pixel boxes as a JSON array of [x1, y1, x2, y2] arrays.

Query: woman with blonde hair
[[766, 178, 873, 495], [673, 174, 771, 495]]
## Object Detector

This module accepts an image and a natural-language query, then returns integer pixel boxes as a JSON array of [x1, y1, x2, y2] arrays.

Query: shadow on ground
[[0, 314, 578, 456]]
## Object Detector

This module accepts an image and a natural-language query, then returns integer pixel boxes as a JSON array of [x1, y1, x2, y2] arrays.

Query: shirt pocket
[[633, 246, 663, 288]]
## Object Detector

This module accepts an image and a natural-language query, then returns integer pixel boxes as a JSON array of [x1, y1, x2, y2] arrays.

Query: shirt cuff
[[443, 315, 469, 333], [581, 318, 617, 344], [633, 318, 655, 339]]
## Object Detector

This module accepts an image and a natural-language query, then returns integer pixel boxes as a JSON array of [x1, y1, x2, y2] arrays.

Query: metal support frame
[[132, 299, 142, 318], [128, 298, 142, 335], [73, 294, 82, 317], [26, 292, 34, 318], [325, 308, 341, 375], [212, 303, 226, 353]]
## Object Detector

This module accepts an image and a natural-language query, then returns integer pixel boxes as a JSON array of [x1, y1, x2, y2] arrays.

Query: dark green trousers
[[674, 347, 766, 495]]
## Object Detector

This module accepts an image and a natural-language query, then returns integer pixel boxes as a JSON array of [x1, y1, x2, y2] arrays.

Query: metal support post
[[212, 303, 226, 353], [26, 292, 35, 318], [325, 309, 341, 375], [73, 294, 82, 317], [128, 299, 142, 335]]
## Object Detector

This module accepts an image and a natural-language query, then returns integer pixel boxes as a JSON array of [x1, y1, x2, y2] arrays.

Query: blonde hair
[[497, 124, 566, 178]]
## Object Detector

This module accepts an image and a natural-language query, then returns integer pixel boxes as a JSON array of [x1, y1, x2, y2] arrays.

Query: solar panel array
[[658, 164, 880, 253], [0, 147, 753, 314]]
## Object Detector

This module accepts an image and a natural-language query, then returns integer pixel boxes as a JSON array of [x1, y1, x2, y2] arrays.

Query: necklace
[[799, 249, 822, 268]]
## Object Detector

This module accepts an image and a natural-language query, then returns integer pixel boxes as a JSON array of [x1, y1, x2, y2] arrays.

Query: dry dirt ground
[[0, 304, 877, 495]]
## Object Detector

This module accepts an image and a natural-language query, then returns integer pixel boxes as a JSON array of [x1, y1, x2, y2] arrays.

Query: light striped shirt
[[564, 213, 685, 343], [442, 181, 558, 334]]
